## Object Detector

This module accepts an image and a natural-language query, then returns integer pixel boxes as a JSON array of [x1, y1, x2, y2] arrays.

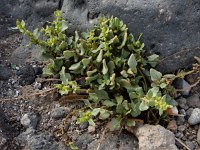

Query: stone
[[0, 106, 19, 149], [176, 116, 185, 126], [135, 124, 178, 150], [17, 128, 67, 150], [61, 0, 200, 73], [188, 108, 200, 125], [187, 94, 200, 108], [176, 97, 189, 110], [174, 79, 191, 96], [79, 122, 89, 130], [177, 125, 186, 132], [87, 132, 138, 150], [17, 64, 36, 85], [186, 108, 194, 119], [50, 107, 70, 119], [185, 141, 195, 150], [20, 113, 40, 129], [167, 120, 177, 132], [197, 126, 200, 145], [0, 65, 12, 81]]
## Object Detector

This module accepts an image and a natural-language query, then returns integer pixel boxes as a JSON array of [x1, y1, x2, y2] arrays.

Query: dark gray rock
[[186, 108, 194, 118], [185, 141, 195, 150], [186, 94, 200, 108], [0, 65, 12, 81], [0, 106, 19, 149], [50, 107, 70, 119], [17, 64, 36, 85], [17, 128, 68, 150], [3, 0, 61, 64], [20, 113, 40, 129], [79, 122, 89, 130], [0, 0, 59, 39], [61, 0, 200, 73], [176, 97, 189, 110], [188, 108, 200, 125], [174, 79, 191, 96]]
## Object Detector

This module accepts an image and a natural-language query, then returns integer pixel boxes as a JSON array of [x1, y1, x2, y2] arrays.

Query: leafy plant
[[16, 11, 180, 131]]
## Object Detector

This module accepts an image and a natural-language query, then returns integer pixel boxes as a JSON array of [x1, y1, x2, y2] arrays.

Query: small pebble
[[188, 108, 200, 125], [178, 125, 186, 132], [51, 107, 70, 119], [176, 97, 188, 110], [167, 120, 177, 132], [197, 126, 200, 145], [79, 122, 89, 130], [88, 126, 95, 133], [185, 141, 195, 150], [187, 94, 200, 108]]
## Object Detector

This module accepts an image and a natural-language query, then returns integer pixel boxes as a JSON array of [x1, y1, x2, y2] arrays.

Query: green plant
[[16, 11, 180, 131]]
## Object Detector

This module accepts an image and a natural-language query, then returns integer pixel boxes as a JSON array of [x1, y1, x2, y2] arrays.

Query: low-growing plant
[[17, 11, 198, 131]]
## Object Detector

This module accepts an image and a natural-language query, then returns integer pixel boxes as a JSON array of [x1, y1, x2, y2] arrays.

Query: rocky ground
[[0, 0, 200, 150], [0, 31, 199, 150]]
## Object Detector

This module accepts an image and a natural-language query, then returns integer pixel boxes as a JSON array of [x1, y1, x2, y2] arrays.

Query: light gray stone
[[135, 124, 178, 150], [87, 132, 138, 150], [188, 108, 200, 125], [20, 113, 40, 129]]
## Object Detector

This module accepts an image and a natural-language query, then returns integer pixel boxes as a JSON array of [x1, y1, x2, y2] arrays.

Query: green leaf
[[33, 28, 40, 38], [160, 83, 167, 88], [86, 75, 99, 84], [99, 109, 110, 120], [130, 102, 141, 117], [82, 57, 91, 67], [81, 32, 88, 39], [103, 100, 116, 107], [120, 70, 128, 78], [109, 35, 119, 44], [89, 93, 99, 103], [95, 90, 110, 100], [87, 69, 97, 76], [108, 117, 122, 131], [61, 20, 68, 32], [68, 142, 79, 150], [96, 50, 103, 62], [88, 118, 95, 126], [117, 30, 128, 49], [139, 101, 149, 111], [59, 41, 66, 50], [102, 59, 108, 75], [126, 119, 136, 127], [128, 54, 137, 73], [150, 68, 162, 81], [63, 50, 75, 59], [116, 95, 123, 105], [59, 67, 71, 84], [91, 108, 100, 116], [69, 62, 81, 70], [107, 61, 115, 74], [119, 79, 131, 88]]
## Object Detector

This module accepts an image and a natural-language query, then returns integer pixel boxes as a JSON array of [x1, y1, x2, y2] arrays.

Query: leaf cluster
[[16, 11, 178, 131]]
